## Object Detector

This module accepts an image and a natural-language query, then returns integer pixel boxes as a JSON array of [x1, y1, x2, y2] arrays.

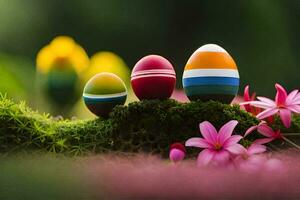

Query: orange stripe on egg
[[185, 52, 237, 70]]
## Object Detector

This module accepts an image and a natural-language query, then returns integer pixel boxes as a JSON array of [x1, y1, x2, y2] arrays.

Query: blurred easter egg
[[36, 36, 89, 107], [83, 73, 127, 117], [182, 44, 239, 103], [84, 52, 130, 86], [46, 63, 79, 105], [36, 36, 89, 75], [131, 55, 176, 100]]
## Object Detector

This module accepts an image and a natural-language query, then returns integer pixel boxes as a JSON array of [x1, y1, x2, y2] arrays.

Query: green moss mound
[[1, 95, 300, 156]]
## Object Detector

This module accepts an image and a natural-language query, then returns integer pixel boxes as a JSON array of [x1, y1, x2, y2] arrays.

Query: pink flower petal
[[211, 150, 231, 166], [286, 104, 300, 113], [218, 120, 238, 145], [257, 124, 274, 137], [286, 89, 299, 105], [256, 97, 276, 106], [243, 85, 252, 112], [225, 144, 246, 155], [292, 99, 300, 105], [244, 125, 258, 137], [197, 149, 215, 166], [223, 135, 243, 148], [244, 122, 267, 137], [275, 83, 287, 105], [292, 93, 300, 103], [240, 101, 271, 109], [247, 144, 267, 155], [247, 101, 275, 109], [256, 108, 279, 119], [239, 101, 250, 106], [253, 138, 274, 145], [244, 85, 250, 101], [279, 108, 292, 128], [199, 121, 218, 144], [185, 138, 213, 149]]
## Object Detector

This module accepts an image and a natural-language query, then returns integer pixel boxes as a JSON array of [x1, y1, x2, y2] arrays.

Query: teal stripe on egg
[[83, 73, 127, 117], [183, 85, 239, 104], [83, 95, 127, 104], [184, 85, 239, 95]]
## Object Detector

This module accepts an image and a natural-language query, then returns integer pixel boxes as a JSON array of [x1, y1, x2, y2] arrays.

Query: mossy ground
[[1, 94, 300, 157]]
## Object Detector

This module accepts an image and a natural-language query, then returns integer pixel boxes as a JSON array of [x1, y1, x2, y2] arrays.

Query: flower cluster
[[242, 83, 300, 128], [170, 120, 280, 170], [241, 83, 300, 149], [169, 83, 300, 169]]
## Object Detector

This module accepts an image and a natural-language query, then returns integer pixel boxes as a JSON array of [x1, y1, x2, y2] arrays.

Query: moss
[[0, 94, 299, 156]]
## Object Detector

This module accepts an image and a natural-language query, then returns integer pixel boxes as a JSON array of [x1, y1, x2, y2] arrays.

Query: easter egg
[[46, 65, 79, 105], [83, 73, 127, 117], [182, 44, 239, 103], [86, 51, 130, 85], [131, 55, 176, 100]]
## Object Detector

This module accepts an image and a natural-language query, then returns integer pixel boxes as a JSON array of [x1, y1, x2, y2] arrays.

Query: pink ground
[[84, 150, 300, 199]]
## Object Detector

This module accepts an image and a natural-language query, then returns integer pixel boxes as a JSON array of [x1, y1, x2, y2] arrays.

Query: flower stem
[[282, 133, 300, 136], [282, 136, 300, 149]]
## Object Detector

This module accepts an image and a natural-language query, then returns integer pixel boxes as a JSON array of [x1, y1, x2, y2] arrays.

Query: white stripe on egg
[[183, 69, 239, 78]]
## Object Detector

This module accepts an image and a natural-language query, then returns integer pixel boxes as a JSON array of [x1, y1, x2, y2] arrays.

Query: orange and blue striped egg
[[83, 73, 127, 117], [182, 44, 239, 104]]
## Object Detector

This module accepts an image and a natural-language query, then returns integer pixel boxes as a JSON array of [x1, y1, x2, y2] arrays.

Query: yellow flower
[[49, 36, 76, 58], [36, 36, 89, 74], [36, 45, 55, 74], [83, 51, 130, 85]]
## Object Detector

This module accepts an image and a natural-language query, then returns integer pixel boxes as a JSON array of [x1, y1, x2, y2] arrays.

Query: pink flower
[[234, 144, 283, 171], [234, 143, 266, 169], [256, 124, 282, 144], [169, 143, 186, 163], [236, 143, 267, 160], [244, 123, 282, 144], [241, 83, 300, 128], [185, 120, 246, 166]]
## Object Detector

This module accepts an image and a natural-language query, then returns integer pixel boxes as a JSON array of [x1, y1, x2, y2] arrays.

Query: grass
[[1, 94, 300, 156]]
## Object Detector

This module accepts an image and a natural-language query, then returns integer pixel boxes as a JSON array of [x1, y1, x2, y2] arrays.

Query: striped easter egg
[[182, 44, 239, 103], [131, 55, 176, 100], [83, 73, 127, 117]]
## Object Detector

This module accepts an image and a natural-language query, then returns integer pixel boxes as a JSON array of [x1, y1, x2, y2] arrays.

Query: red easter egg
[[131, 55, 176, 100]]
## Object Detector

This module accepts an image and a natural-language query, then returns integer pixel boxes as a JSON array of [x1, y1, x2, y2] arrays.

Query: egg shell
[[83, 73, 127, 117], [182, 44, 239, 103], [131, 55, 176, 100]]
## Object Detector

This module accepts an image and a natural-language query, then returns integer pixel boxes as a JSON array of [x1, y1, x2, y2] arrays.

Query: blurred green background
[[0, 0, 299, 116], [0, 155, 90, 200]]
